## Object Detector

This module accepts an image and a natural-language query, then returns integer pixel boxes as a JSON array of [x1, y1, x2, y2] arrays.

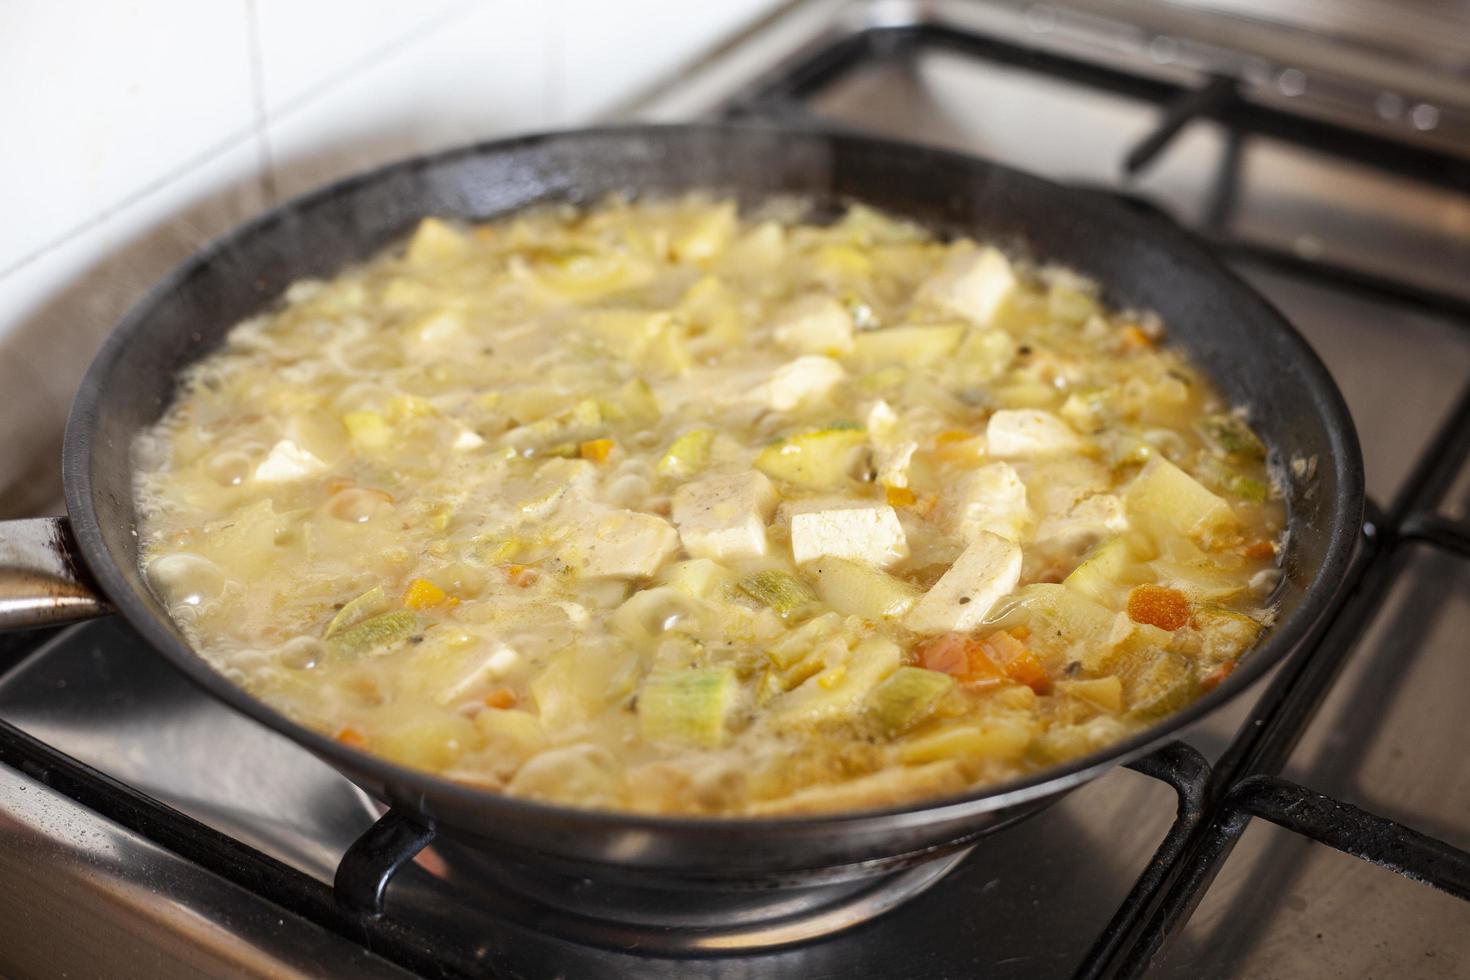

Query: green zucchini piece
[[739, 569, 820, 620], [867, 666, 955, 735], [753, 424, 865, 490], [325, 610, 417, 657], [1198, 413, 1266, 460], [324, 586, 391, 638], [657, 428, 714, 478], [1119, 649, 1200, 720], [637, 666, 737, 747]]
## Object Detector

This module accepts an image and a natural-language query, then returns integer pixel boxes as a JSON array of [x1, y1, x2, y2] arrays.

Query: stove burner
[[420, 837, 973, 953]]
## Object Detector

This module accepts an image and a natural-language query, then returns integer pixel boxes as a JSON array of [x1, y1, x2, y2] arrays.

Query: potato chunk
[[772, 295, 855, 354], [672, 471, 777, 561], [906, 531, 1023, 634], [762, 355, 846, 411], [986, 409, 1085, 458]]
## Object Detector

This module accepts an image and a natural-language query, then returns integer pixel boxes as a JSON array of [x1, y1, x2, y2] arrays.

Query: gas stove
[[3, 2, 1469, 977]]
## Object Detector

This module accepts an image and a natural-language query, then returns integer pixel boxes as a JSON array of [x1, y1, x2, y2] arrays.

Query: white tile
[[0, 143, 267, 517], [252, 0, 471, 113], [556, 0, 779, 122], [0, 1, 258, 274], [266, 1, 552, 201]]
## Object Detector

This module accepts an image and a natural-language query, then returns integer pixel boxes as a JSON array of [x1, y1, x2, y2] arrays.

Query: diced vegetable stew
[[133, 196, 1284, 816]]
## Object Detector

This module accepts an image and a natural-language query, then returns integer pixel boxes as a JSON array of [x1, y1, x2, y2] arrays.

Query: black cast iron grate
[[2, 16, 1470, 980]]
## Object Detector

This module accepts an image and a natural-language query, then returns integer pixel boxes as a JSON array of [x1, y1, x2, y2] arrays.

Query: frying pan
[[0, 124, 1362, 891]]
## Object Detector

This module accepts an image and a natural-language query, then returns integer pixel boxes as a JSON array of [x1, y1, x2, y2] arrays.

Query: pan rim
[[60, 120, 1364, 841]]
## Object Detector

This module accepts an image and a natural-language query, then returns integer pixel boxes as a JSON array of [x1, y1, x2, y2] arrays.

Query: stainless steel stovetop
[[3, 2, 1469, 977]]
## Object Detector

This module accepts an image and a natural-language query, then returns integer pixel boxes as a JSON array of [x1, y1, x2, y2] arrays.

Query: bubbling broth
[[133, 196, 1283, 815]]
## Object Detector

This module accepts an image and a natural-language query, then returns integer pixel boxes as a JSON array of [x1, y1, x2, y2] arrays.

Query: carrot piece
[[1242, 539, 1276, 560], [885, 485, 917, 507], [917, 634, 970, 675], [916, 633, 1007, 687], [1127, 584, 1191, 631], [483, 687, 518, 709], [1002, 649, 1052, 695], [579, 438, 615, 462], [1201, 660, 1237, 692], [335, 727, 369, 749], [1120, 324, 1154, 349], [403, 577, 450, 609], [1007, 625, 1031, 641], [934, 429, 974, 445]]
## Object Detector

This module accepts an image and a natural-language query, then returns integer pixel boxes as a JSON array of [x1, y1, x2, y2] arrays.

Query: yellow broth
[[133, 196, 1284, 815]]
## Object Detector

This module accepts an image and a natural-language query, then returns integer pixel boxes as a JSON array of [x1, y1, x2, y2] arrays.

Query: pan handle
[[0, 517, 113, 631]]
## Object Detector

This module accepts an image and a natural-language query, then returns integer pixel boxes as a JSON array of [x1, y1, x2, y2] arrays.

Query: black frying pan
[[0, 124, 1362, 890]]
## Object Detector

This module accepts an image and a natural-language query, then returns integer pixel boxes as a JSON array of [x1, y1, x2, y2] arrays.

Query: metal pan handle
[[0, 517, 112, 631]]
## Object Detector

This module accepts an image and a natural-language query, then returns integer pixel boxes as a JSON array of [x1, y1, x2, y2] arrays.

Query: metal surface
[[0, 760, 412, 980], [0, 516, 110, 630]]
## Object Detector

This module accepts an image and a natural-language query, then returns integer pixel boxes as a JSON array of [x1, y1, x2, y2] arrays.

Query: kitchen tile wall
[[0, 0, 779, 515]]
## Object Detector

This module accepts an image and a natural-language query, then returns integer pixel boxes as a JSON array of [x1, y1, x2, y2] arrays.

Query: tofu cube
[[986, 409, 1085, 458], [945, 461, 1031, 542], [906, 531, 1023, 634], [762, 356, 846, 411], [789, 500, 909, 568], [253, 440, 328, 483], [567, 509, 680, 579], [772, 296, 855, 355], [920, 245, 1017, 325], [1036, 493, 1128, 546], [672, 471, 778, 561]]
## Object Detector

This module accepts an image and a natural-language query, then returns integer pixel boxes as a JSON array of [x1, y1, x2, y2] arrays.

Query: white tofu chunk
[[906, 531, 1023, 634], [566, 509, 680, 579], [789, 500, 909, 568], [772, 296, 855, 355], [762, 356, 846, 411], [671, 471, 778, 561], [253, 440, 327, 483], [986, 409, 1085, 458], [920, 245, 1017, 325], [1036, 493, 1128, 546], [945, 461, 1031, 542]]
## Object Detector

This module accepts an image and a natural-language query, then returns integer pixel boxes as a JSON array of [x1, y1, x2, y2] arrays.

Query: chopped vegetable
[[1126, 584, 1191, 631], [403, 578, 451, 610], [1125, 455, 1238, 541], [754, 424, 866, 490], [657, 428, 714, 478], [579, 438, 615, 462], [325, 611, 418, 657], [866, 667, 955, 735], [638, 667, 737, 748], [806, 556, 919, 619], [1198, 413, 1266, 460], [739, 569, 819, 620], [324, 587, 391, 638]]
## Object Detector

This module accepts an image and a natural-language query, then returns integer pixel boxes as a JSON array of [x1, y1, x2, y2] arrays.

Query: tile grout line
[[0, 0, 482, 285], [244, 0, 279, 205]]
